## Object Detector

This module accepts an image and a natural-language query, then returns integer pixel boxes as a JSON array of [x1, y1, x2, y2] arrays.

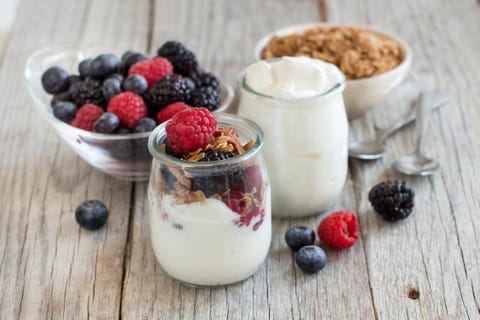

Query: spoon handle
[[415, 92, 437, 155], [377, 92, 450, 143]]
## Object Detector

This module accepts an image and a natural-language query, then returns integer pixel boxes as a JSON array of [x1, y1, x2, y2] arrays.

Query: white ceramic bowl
[[254, 23, 412, 119], [25, 44, 234, 181]]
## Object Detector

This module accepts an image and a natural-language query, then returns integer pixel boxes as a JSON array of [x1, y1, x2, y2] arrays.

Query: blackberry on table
[[157, 41, 198, 75], [368, 181, 415, 221], [190, 86, 220, 111], [71, 77, 106, 108], [145, 75, 193, 111]]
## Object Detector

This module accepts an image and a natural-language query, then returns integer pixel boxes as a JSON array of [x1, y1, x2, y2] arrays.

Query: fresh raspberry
[[317, 211, 359, 250], [70, 103, 104, 131], [128, 57, 173, 87], [165, 107, 216, 155], [107, 92, 148, 129], [156, 102, 192, 124]]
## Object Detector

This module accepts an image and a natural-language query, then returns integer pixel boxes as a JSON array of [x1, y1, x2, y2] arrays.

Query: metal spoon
[[348, 92, 450, 160], [392, 91, 446, 175]]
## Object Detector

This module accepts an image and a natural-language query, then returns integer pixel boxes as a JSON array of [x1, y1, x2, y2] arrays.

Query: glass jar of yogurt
[[147, 114, 271, 287], [238, 57, 348, 218]]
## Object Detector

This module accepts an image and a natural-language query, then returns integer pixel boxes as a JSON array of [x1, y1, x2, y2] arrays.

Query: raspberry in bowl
[[25, 43, 234, 181], [147, 109, 271, 287]]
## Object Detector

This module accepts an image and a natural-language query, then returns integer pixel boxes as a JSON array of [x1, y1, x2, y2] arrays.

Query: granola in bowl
[[254, 23, 412, 118]]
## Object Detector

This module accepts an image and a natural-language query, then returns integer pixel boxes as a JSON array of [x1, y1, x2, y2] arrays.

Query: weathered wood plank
[[341, 0, 480, 319], [0, 0, 148, 318]]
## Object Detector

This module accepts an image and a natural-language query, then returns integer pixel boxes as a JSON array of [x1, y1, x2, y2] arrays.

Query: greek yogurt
[[149, 190, 271, 286], [238, 57, 348, 218]]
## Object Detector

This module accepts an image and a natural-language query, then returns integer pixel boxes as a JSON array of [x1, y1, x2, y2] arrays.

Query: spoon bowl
[[348, 140, 385, 160], [392, 153, 439, 176]]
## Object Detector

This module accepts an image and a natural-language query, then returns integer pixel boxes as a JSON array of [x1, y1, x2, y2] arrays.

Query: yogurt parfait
[[238, 57, 348, 218], [148, 108, 271, 287]]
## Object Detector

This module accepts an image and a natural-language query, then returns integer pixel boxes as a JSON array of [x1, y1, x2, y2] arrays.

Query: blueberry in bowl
[[25, 43, 234, 181]]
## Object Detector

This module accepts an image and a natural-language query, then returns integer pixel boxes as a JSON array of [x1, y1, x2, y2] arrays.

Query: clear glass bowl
[[25, 45, 235, 181]]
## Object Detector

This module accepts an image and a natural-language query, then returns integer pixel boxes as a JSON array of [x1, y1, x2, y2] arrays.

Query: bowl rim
[[25, 44, 234, 141], [253, 22, 413, 84]]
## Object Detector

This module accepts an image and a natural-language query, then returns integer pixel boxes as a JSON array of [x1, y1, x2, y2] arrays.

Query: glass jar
[[147, 114, 271, 287], [237, 61, 348, 218]]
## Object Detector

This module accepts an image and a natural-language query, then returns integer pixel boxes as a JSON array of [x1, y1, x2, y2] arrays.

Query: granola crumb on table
[[261, 26, 403, 80]]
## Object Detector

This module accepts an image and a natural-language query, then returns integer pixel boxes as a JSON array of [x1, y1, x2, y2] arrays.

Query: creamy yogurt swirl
[[245, 57, 343, 99]]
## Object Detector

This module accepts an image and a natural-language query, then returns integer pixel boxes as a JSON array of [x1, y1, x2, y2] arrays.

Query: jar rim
[[238, 58, 346, 102], [148, 114, 264, 168]]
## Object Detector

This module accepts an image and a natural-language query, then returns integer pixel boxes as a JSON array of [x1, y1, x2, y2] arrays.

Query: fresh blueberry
[[295, 245, 327, 273], [108, 126, 133, 158], [52, 101, 77, 123], [285, 226, 316, 251], [75, 200, 109, 230], [94, 112, 119, 133], [122, 74, 148, 95], [102, 77, 122, 102], [50, 90, 72, 107], [41, 66, 70, 94], [78, 58, 93, 78], [90, 54, 120, 79], [120, 52, 147, 74], [134, 117, 157, 133], [107, 73, 124, 83]]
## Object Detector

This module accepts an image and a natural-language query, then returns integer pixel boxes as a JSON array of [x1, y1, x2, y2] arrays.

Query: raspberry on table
[[128, 57, 173, 87], [165, 107, 217, 155], [317, 211, 359, 250], [70, 103, 105, 131], [156, 102, 192, 124], [107, 92, 148, 129], [157, 41, 198, 75], [368, 181, 415, 221]]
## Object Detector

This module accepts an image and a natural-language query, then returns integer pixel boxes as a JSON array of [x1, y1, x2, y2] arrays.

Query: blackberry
[[189, 67, 220, 89], [199, 149, 235, 162], [190, 86, 220, 111], [71, 77, 106, 108], [368, 181, 415, 221], [145, 75, 192, 111], [157, 41, 198, 75]]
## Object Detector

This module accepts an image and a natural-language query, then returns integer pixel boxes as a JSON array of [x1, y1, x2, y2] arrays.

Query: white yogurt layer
[[239, 57, 348, 217], [245, 57, 343, 99], [149, 191, 271, 286]]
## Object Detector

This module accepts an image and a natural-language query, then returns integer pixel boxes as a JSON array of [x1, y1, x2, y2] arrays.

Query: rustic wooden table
[[1, 0, 479, 319]]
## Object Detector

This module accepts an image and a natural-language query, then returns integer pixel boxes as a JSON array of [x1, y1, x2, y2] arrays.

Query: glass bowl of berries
[[25, 42, 234, 181]]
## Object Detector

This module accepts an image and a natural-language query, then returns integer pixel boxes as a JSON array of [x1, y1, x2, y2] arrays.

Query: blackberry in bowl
[[25, 44, 234, 181]]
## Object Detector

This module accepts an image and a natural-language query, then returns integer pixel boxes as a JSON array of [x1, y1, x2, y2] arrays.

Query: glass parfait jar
[[237, 59, 348, 218], [147, 114, 271, 287]]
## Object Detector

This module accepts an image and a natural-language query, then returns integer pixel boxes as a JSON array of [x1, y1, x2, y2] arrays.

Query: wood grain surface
[[0, 0, 479, 319]]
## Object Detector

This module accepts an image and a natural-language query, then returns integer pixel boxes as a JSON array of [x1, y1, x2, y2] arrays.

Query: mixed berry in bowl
[[25, 42, 233, 180]]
